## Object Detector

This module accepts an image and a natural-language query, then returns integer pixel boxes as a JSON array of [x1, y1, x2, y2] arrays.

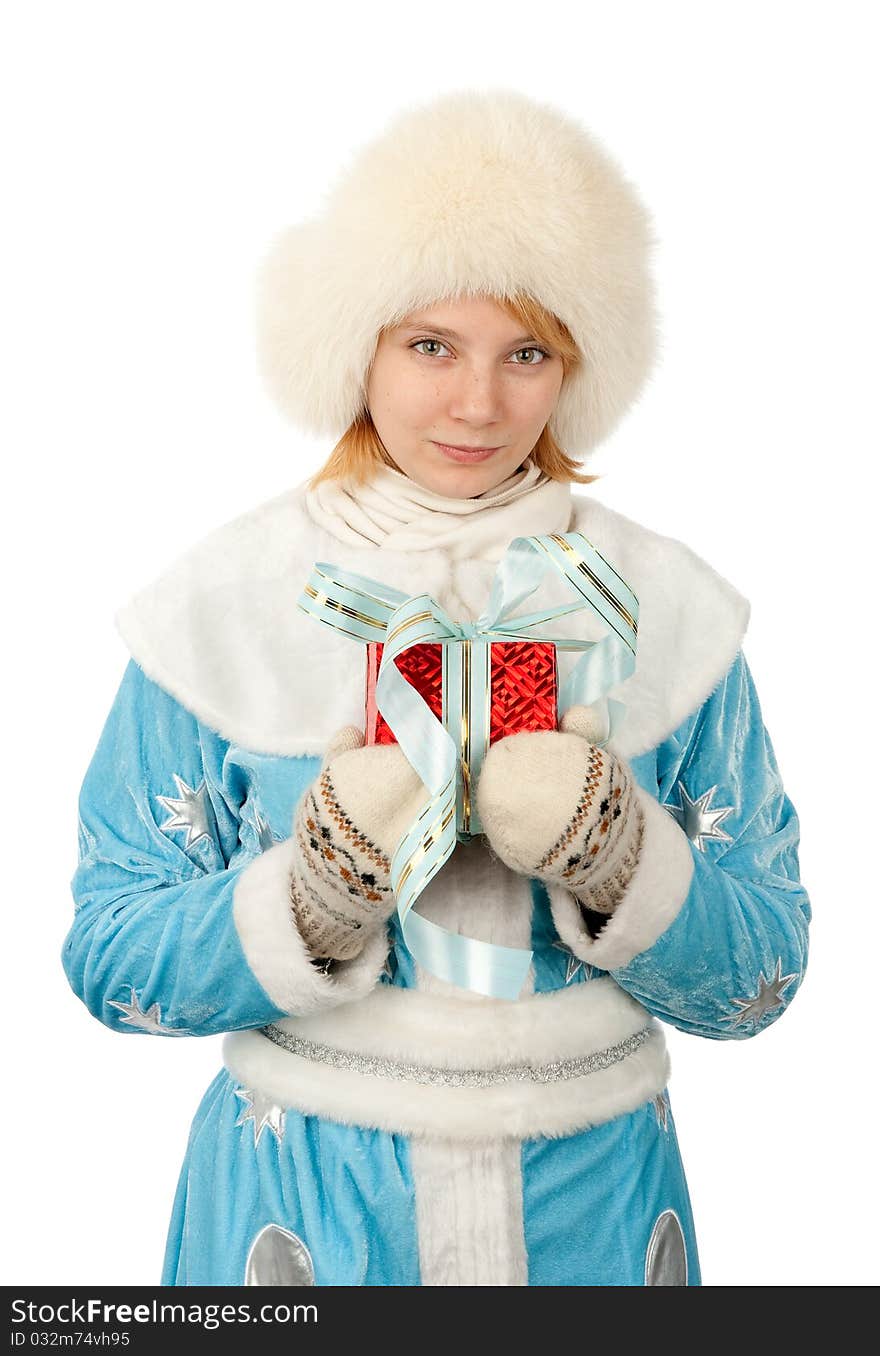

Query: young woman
[[63, 89, 810, 1286]]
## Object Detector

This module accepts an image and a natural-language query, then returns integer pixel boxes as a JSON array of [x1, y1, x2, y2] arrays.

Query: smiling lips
[[433, 441, 503, 463]]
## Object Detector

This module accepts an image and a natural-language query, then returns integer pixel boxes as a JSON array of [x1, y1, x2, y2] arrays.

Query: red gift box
[[365, 640, 558, 745]]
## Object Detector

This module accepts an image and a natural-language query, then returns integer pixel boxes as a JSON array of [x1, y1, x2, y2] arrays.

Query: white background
[[3, 0, 878, 1288]]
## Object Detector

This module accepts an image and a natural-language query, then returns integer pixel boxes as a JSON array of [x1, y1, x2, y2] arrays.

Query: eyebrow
[[401, 322, 541, 346]]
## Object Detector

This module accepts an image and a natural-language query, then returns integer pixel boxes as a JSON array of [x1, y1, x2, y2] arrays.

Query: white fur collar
[[114, 481, 749, 759]]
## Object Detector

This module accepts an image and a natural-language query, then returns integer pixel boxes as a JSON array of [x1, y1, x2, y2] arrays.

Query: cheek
[[520, 369, 563, 420], [370, 356, 441, 421], [393, 382, 445, 426]]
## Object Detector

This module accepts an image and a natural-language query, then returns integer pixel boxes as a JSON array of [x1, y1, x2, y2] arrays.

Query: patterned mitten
[[475, 706, 645, 932], [289, 727, 429, 963]]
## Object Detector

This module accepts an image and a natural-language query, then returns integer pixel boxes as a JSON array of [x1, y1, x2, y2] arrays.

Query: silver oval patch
[[644, 1208, 688, 1286], [245, 1223, 316, 1286]]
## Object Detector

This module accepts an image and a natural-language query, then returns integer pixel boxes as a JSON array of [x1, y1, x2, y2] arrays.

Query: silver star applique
[[235, 1086, 286, 1146], [107, 986, 190, 1036], [653, 1091, 670, 1132], [551, 939, 594, 984], [254, 807, 278, 853], [723, 958, 799, 1028], [156, 774, 214, 850], [664, 781, 735, 852]]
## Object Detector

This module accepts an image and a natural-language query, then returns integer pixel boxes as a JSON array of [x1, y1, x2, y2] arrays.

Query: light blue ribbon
[[298, 531, 638, 1000]]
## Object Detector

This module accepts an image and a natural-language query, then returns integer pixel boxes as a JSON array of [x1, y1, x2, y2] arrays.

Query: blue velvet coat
[[62, 484, 811, 1286]]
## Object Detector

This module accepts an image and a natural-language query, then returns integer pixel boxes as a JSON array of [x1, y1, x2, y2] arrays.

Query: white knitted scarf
[[304, 456, 574, 562]]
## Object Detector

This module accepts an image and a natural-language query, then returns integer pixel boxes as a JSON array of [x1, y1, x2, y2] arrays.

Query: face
[[365, 294, 564, 498]]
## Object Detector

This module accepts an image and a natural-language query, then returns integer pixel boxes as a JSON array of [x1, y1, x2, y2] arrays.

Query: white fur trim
[[222, 975, 670, 1141], [549, 786, 695, 971], [232, 838, 389, 1016], [114, 481, 749, 761], [254, 89, 657, 458], [267, 971, 643, 1063], [410, 1138, 528, 1285]]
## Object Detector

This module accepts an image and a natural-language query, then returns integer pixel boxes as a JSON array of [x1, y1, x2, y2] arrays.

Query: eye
[[410, 338, 451, 358], [510, 346, 549, 365]]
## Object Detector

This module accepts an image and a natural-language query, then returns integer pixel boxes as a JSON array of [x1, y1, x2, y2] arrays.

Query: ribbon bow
[[298, 531, 638, 1000]]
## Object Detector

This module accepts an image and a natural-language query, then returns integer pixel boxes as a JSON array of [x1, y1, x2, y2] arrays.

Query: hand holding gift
[[288, 725, 429, 963], [475, 704, 645, 934]]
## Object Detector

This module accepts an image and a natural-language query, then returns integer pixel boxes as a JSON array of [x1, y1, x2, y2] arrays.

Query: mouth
[[432, 441, 505, 464]]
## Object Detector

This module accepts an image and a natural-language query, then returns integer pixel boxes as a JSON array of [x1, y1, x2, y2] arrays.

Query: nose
[[446, 361, 505, 425]]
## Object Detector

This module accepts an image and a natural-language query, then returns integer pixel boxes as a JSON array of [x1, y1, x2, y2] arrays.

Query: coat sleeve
[[548, 648, 811, 1038], [63, 659, 388, 1037]]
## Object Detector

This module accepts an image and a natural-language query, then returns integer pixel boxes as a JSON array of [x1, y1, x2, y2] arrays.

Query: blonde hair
[[308, 291, 601, 489]]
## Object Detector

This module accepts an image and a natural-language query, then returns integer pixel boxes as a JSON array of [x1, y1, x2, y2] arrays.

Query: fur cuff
[[232, 838, 389, 1016], [548, 786, 694, 971]]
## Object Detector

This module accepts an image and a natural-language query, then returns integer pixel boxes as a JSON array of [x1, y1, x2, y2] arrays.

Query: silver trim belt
[[258, 1021, 653, 1088]]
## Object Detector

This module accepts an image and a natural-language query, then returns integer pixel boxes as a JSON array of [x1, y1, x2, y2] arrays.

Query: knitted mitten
[[475, 706, 645, 934], [289, 726, 429, 963]]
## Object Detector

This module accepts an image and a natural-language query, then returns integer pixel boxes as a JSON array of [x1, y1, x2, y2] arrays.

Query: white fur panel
[[410, 1138, 529, 1285], [232, 837, 390, 1016], [549, 785, 696, 971], [114, 481, 749, 760], [115, 485, 452, 757]]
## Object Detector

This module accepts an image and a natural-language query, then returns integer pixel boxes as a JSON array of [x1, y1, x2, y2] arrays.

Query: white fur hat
[[254, 88, 659, 458]]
